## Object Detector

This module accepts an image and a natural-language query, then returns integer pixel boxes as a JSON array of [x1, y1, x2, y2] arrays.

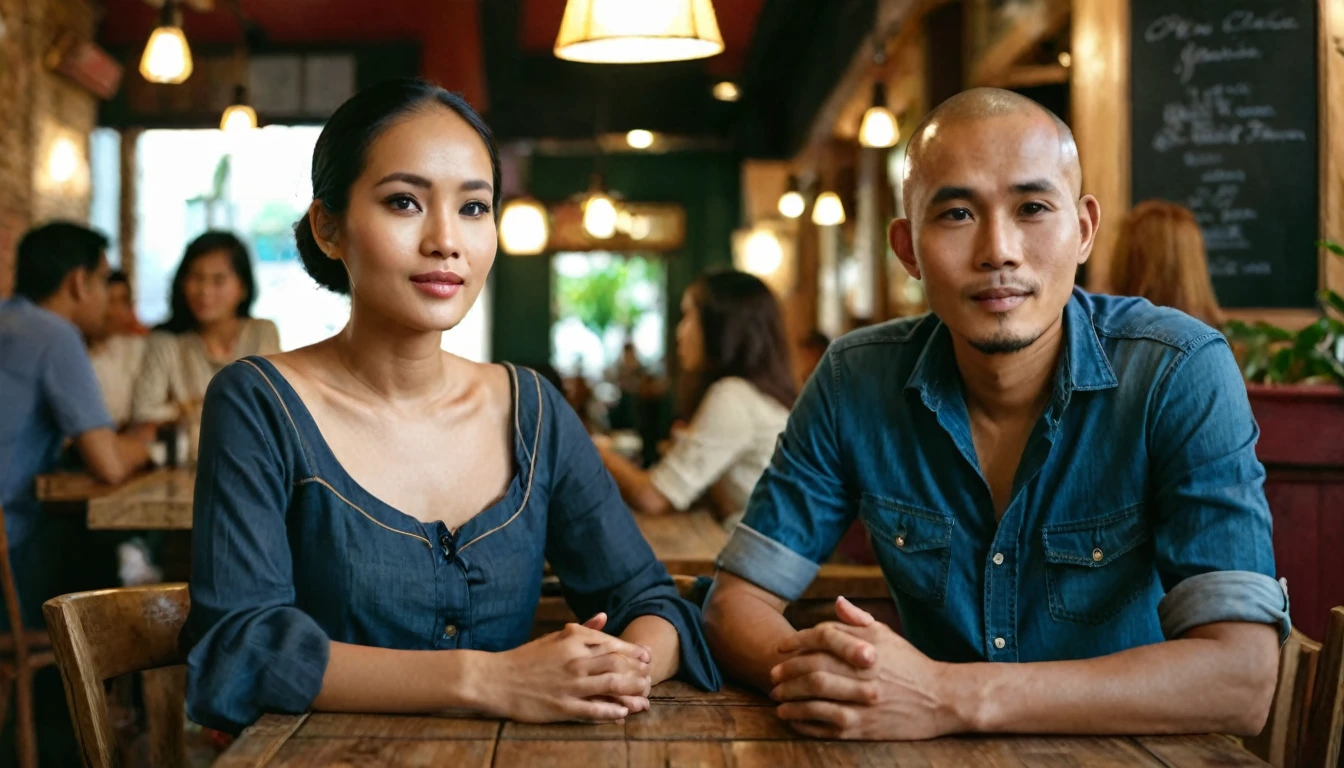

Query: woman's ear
[[309, 201, 341, 259]]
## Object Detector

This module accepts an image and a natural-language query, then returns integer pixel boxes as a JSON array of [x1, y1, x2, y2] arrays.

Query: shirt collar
[[904, 288, 1118, 415]]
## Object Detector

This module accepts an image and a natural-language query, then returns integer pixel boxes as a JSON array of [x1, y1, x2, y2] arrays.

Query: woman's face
[[330, 106, 497, 333], [676, 289, 704, 372], [184, 251, 245, 326], [106, 282, 137, 334]]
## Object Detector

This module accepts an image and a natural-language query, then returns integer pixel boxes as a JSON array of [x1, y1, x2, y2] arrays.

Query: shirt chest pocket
[[1042, 505, 1156, 625], [860, 495, 955, 608]]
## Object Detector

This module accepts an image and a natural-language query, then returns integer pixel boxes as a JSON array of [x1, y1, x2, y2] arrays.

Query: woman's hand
[[478, 612, 653, 723]]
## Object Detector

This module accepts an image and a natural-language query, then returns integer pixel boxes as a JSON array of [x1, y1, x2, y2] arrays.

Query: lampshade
[[554, 0, 724, 64], [858, 82, 898, 148], [812, 191, 846, 226], [499, 197, 550, 255], [139, 1, 192, 84], [220, 86, 257, 132]]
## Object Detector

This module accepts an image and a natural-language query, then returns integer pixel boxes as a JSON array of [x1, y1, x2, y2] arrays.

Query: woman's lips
[[410, 271, 464, 299]]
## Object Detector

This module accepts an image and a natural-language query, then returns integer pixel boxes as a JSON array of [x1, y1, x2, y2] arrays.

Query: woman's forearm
[[597, 445, 673, 514], [620, 615, 680, 684], [313, 641, 492, 714]]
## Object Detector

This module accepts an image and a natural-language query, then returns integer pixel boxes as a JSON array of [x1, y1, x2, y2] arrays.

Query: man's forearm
[[942, 623, 1279, 736], [703, 588, 797, 692]]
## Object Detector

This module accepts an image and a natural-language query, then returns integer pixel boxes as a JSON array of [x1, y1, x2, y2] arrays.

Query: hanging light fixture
[[712, 81, 740, 102], [554, 0, 724, 64], [812, 191, 846, 227], [582, 174, 619, 240], [859, 81, 899, 148], [220, 85, 257, 132], [139, 0, 193, 84], [777, 175, 805, 219], [499, 197, 550, 255], [625, 129, 655, 150]]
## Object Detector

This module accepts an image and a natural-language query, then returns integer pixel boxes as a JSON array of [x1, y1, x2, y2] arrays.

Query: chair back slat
[[42, 584, 190, 768], [1303, 606, 1344, 768], [1247, 628, 1322, 768]]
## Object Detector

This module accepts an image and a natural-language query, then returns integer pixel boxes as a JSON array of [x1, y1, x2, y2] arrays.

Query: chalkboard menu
[[1130, 0, 1318, 308]]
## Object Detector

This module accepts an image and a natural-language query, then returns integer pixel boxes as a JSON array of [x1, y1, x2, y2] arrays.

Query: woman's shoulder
[[701, 377, 790, 419]]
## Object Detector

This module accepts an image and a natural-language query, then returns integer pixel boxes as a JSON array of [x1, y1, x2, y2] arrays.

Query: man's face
[[890, 113, 1098, 355]]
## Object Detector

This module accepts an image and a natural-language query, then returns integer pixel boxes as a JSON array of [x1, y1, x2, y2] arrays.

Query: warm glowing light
[[554, 0, 724, 64], [139, 5, 193, 85], [811, 191, 846, 226], [778, 190, 805, 219], [499, 198, 549, 255], [48, 138, 79, 183], [743, 229, 783, 276], [858, 82, 898, 148], [583, 193, 619, 239], [220, 104, 257, 132], [712, 81, 740, 102], [626, 129, 655, 149], [1058, 51, 1072, 68]]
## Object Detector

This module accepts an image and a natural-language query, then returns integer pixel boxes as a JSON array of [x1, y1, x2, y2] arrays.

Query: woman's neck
[[330, 299, 449, 401], [197, 316, 242, 352]]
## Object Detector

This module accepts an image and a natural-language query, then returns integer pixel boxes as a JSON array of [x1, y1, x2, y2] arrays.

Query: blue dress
[[180, 357, 720, 734]]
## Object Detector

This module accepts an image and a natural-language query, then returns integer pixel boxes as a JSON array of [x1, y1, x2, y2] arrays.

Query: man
[[0, 222, 151, 627], [704, 89, 1285, 740]]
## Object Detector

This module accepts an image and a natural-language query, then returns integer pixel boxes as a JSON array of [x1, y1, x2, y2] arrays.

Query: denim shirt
[[719, 289, 1289, 663], [182, 358, 719, 734]]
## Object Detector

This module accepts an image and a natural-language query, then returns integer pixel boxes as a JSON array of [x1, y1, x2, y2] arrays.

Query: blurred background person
[[1110, 199, 1225, 328], [89, 271, 149, 429], [597, 270, 795, 530], [795, 330, 831, 386], [132, 231, 280, 437]]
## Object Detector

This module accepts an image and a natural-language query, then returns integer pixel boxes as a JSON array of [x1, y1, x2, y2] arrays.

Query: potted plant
[[1221, 241, 1344, 641]]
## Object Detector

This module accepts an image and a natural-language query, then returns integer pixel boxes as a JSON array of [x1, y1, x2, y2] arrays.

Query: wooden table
[[214, 681, 1268, 767], [36, 468, 195, 529]]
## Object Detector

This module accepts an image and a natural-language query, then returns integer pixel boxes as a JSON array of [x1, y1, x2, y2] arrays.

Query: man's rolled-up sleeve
[[1148, 337, 1290, 643]]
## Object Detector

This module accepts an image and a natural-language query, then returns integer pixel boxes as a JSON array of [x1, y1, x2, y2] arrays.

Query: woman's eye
[[462, 201, 491, 217], [386, 195, 419, 212]]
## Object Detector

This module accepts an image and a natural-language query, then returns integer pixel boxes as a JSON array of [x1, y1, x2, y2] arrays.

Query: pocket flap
[[860, 496, 954, 554], [1043, 506, 1148, 567]]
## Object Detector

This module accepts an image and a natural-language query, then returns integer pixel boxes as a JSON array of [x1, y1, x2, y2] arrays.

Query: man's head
[[889, 88, 1099, 356], [15, 222, 112, 337]]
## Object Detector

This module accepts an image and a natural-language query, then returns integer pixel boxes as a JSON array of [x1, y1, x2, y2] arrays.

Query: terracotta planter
[[1248, 383, 1344, 641]]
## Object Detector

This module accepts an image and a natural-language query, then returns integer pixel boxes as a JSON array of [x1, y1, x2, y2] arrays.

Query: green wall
[[490, 151, 741, 370]]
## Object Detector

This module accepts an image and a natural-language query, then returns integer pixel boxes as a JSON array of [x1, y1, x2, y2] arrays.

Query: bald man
[[703, 89, 1285, 740]]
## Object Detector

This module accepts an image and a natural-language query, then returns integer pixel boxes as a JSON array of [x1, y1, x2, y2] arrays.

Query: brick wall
[[0, 0, 98, 298]]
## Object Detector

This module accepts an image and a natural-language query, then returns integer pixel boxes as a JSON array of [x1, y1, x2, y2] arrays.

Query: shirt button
[[444, 624, 457, 638], [894, 536, 906, 548], [994, 637, 1006, 650], [992, 552, 1004, 565], [1092, 548, 1103, 562]]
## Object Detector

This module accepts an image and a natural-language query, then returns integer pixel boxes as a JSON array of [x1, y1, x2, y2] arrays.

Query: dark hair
[[108, 270, 131, 289], [157, 230, 257, 334], [802, 330, 831, 350], [295, 77, 501, 295], [680, 269, 797, 416], [14, 222, 108, 302]]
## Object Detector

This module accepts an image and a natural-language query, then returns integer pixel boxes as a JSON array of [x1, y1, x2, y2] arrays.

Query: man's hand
[[769, 597, 965, 740]]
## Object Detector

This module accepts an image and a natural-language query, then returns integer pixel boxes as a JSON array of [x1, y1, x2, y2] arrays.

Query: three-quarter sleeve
[[647, 378, 755, 511], [540, 375, 720, 691], [131, 332, 180, 424], [181, 362, 330, 734], [1147, 338, 1290, 643]]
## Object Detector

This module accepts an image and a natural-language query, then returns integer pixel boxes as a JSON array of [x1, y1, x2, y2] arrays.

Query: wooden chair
[[0, 504, 57, 768], [1246, 627, 1322, 768], [1302, 606, 1344, 768], [42, 584, 189, 768]]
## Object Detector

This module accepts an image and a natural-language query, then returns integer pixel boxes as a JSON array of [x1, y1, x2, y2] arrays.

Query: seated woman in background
[[181, 78, 717, 735], [1110, 199, 1225, 328], [90, 271, 149, 427], [132, 231, 280, 428], [597, 270, 795, 531]]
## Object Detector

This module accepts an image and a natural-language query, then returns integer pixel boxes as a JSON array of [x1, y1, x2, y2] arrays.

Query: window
[[551, 252, 665, 378]]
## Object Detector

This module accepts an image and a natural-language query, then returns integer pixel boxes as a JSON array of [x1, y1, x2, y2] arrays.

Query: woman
[[181, 78, 717, 735], [597, 270, 795, 530], [1110, 199, 1225, 328], [90, 271, 149, 427], [132, 232, 280, 426]]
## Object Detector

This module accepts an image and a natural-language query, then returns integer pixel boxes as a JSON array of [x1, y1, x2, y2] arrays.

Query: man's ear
[[889, 218, 921, 280]]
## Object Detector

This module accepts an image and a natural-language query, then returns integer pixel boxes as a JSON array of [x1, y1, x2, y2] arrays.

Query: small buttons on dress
[[992, 553, 1004, 566], [441, 534, 456, 564], [1091, 548, 1103, 562], [444, 624, 457, 638], [894, 535, 906, 548], [993, 637, 1006, 650]]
